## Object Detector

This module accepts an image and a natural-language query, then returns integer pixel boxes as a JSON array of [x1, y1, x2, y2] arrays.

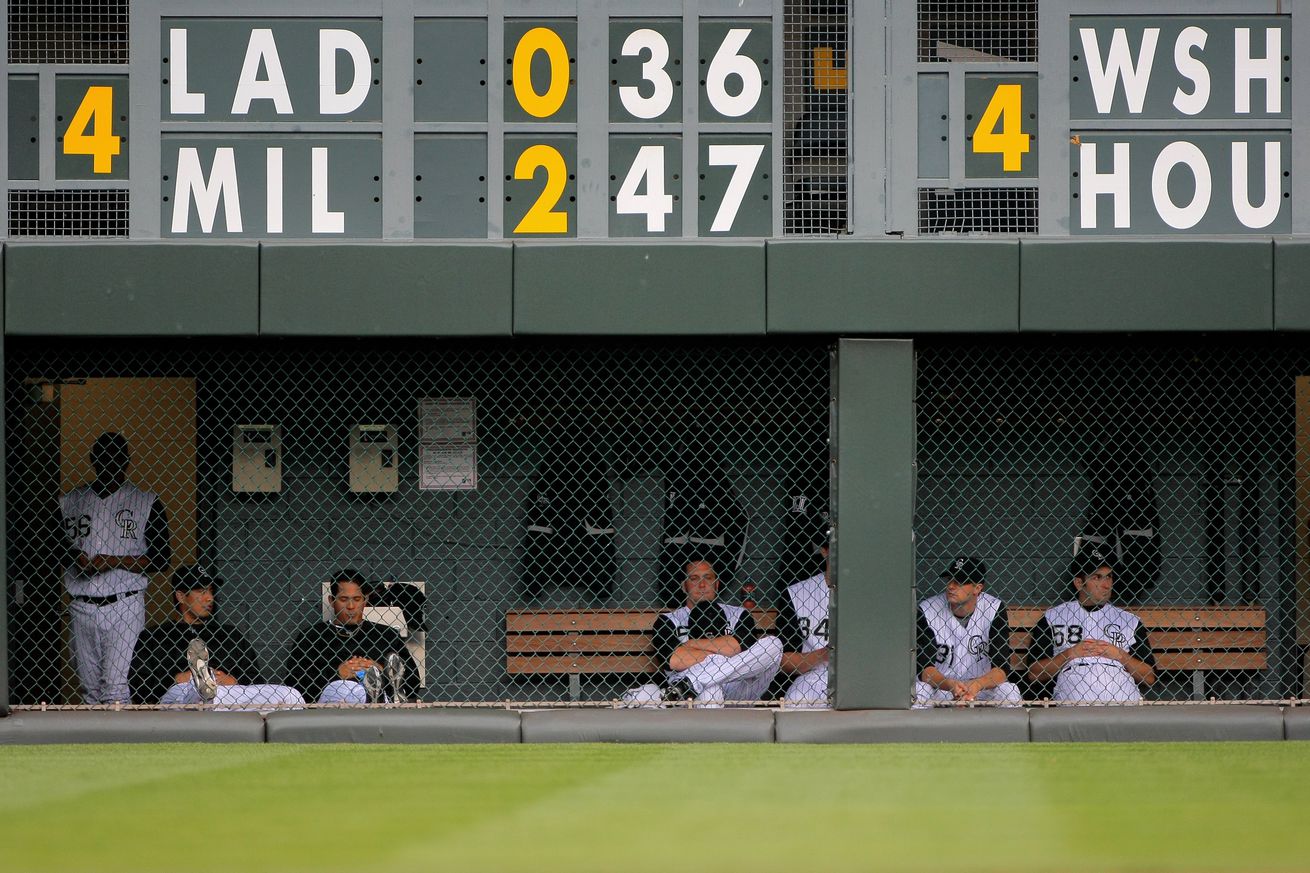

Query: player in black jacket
[[130, 566, 303, 709], [283, 569, 420, 703]]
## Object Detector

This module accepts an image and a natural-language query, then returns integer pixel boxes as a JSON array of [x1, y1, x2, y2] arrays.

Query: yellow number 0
[[513, 27, 570, 118], [972, 83, 1029, 172], [64, 85, 120, 174], [513, 145, 568, 234]]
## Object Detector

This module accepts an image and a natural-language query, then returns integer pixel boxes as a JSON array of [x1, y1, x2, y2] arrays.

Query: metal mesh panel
[[7, 0, 129, 64], [917, 1, 1038, 63], [918, 187, 1037, 235], [7, 189, 129, 237], [915, 338, 1310, 705], [4, 339, 831, 708], [783, 0, 847, 235]]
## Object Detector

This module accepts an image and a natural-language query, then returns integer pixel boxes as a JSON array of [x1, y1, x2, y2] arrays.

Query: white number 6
[[706, 28, 762, 117]]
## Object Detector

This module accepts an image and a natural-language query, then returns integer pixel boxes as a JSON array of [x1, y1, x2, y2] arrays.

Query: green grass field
[[2, 742, 1307, 872]]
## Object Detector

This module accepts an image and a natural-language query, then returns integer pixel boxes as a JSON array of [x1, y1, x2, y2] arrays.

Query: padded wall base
[[520, 708, 775, 743], [263, 709, 522, 744], [0, 711, 265, 744], [1283, 707, 1310, 740], [1029, 705, 1285, 742], [776, 708, 1029, 743]]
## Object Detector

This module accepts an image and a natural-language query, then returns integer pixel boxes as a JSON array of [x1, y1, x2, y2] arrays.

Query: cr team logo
[[967, 634, 986, 656], [1104, 624, 1127, 648], [115, 509, 138, 539]]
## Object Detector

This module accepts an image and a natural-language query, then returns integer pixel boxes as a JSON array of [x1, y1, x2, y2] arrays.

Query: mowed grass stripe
[[1, 743, 1307, 873]]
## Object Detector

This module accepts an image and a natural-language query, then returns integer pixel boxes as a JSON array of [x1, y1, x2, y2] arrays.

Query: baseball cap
[[1070, 542, 1116, 578], [171, 565, 220, 592], [940, 556, 986, 586]]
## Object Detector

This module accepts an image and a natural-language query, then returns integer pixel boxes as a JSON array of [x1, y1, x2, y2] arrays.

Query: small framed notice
[[419, 398, 477, 490]]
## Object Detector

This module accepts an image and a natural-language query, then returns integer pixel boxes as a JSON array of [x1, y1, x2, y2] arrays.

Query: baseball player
[[282, 570, 419, 704], [913, 556, 1021, 707], [1027, 543, 1157, 703], [59, 432, 171, 704], [129, 566, 304, 710], [775, 543, 831, 708], [623, 558, 782, 707]]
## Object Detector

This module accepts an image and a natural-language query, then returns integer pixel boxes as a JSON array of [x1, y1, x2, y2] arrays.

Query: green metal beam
[[833, 338, 915, 710]]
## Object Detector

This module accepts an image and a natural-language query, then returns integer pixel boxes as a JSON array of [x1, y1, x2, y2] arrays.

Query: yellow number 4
[[64, 85, 120, 174], [973, 83, 1028, 172]]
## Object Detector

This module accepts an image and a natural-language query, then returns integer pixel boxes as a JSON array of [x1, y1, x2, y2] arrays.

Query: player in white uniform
[[913, 556, 1021, 707], [622, 558, 782, 708], [1027, 543, 1157, 703], [59, 433, 171, 704], [776, 544, 831, 708]]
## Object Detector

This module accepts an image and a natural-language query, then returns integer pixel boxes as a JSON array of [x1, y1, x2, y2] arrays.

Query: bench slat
[[1008, 606, 1266, 629], [507, 633, 654, 654], [1153, 651, 1268, 671], [1007, 651, 1268, 672], [1010, 629, 1266, 652], [507, 611, 660, 633], [506, 609, 777, 633], [507, 654, 657, 674]]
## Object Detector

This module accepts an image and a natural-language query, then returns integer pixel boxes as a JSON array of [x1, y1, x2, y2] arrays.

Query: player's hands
[[1067, 640, 1111, 660], [955, 679, 981, 701], [338, 657, 377, 679], [174, 670, 193, 685], [1097, 644, 1129, 664], [77, 552, 112, 573], [214, 670, 239, 687]]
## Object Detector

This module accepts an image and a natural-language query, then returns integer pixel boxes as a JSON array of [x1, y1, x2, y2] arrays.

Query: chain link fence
[[4, 339, 832, 709], [915, 338, 1310, 706], [783, 0, 847, 235]]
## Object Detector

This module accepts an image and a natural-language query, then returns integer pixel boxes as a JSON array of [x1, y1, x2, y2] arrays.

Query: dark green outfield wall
[[5, 238, 1309, 337], [3, 238, 1309, 710]]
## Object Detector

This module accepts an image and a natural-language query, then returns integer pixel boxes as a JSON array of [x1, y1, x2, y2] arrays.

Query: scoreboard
[[4, 0, 1304, 239], [155, 2, 779, 240]]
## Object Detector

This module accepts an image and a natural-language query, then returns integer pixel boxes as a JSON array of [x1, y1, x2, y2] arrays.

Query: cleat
[[384, 652, 406, 704], [186, 639, 217, 703], [661, 679, 695, 703], [363, 664, 385, 704]]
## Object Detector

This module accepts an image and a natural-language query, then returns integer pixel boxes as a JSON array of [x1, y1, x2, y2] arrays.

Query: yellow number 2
[[513, 145, 568, 234], [972, 83, 1028, 172], [64, 85, 120, 174]]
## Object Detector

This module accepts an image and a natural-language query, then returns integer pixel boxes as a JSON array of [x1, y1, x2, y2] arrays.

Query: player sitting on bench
[[623, 557, 782, 708], [913, 555, 1021, 707]]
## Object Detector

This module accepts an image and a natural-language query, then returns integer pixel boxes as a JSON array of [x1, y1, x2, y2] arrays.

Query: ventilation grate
[[8, 189, 130, 237], [8, 0, 129, 64], [917, 1, 1038, 63], [918, 187, 1037, 235]]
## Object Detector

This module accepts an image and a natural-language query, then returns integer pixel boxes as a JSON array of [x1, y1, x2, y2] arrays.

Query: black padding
[[0, 711, 265, 744], [520, 708, 775, 743], [264, 709, 522, 743], [1030, 705, 1285, 742], [1284, 707, 1310, 740], [775, 708, 1030, 743]]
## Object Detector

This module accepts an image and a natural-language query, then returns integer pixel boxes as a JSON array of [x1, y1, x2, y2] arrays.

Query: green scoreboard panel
[[147, 3, 778, 240], [4, 1, 1304, 239]]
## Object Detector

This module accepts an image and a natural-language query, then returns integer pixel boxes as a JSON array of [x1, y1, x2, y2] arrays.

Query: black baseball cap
[[1070, 543, 1116, 578], [171, 565, 220, 592], [940, 556, 986, 586]]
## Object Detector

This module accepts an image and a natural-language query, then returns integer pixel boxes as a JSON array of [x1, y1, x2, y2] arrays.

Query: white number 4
[[617, 145, 675, 233], [707, 143, 763, 232]]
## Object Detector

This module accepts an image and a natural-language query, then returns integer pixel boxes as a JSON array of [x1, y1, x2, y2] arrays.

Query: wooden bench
[[506, 608, 777, 700], [1009, 605, 1268, 700], [506, 605, 1267, 702]]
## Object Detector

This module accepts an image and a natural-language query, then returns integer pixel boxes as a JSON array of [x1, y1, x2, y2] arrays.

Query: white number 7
[[707, 143, 763, 232]]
